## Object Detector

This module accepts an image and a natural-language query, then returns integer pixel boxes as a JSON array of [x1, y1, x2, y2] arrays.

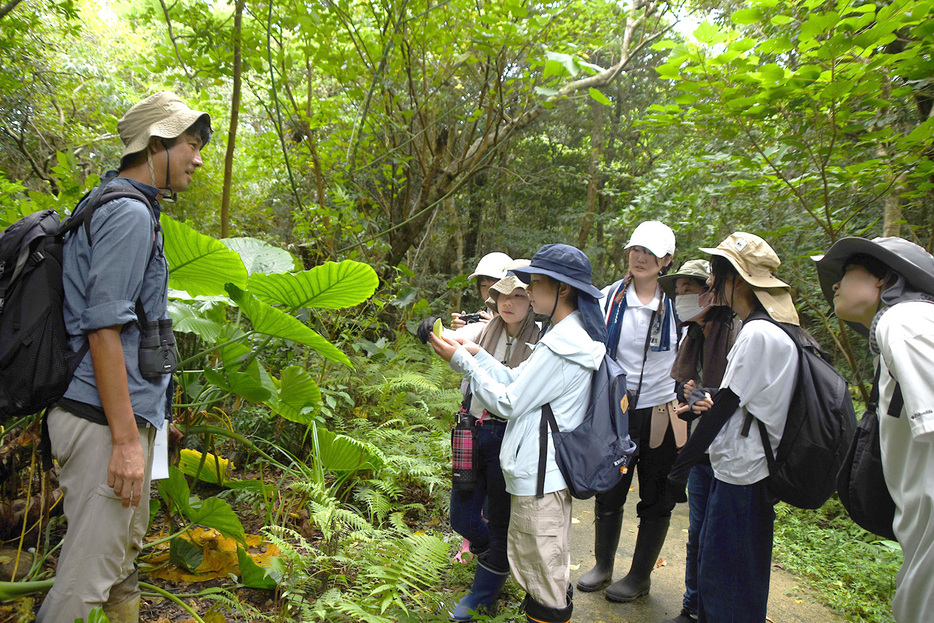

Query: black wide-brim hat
[[511, 243, 604, 300], [813, 236, 934, 334]]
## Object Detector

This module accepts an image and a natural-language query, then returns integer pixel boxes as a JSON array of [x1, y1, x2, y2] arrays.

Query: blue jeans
[[697, 477, 775, 623], [683, 463, 713, 616], [450, 419, 510, 573]]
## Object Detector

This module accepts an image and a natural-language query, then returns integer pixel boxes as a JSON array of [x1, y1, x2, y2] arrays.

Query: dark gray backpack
[[0, 186, 151, 420], [742, 315, 857, 509]]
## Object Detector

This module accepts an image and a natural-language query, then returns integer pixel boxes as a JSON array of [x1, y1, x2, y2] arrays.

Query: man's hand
[[89, 326, 147, 508], [108, 435, 145, 508]]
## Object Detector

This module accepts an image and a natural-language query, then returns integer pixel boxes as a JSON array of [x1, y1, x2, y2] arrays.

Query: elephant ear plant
[[2, 217, 382, 606], [162, 214, 382, 483]]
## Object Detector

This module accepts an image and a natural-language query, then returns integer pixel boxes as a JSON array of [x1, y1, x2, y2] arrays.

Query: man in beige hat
[[38, 92, 210, 623], [665, 232, 812, 622]]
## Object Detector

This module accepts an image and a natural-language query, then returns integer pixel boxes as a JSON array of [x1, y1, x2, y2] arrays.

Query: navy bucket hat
[[511, 243, 604, 299], [511, 243, 607, 342]]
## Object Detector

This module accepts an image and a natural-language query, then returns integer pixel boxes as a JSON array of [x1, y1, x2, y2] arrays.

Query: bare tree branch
[[0, 0, 25, 20], [158, 0, 193, 81]]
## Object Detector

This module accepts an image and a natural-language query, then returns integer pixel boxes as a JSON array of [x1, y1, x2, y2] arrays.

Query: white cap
[[468, 252, 513, 280], [624, 221, 676, 258]]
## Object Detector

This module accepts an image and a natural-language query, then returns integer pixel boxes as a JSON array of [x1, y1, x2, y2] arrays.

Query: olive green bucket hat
[[658, 259, 710, 299], [118, 92, 211, 158]]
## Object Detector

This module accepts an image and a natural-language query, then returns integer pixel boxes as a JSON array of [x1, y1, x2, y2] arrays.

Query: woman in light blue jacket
[[431, 243, 607, 623]]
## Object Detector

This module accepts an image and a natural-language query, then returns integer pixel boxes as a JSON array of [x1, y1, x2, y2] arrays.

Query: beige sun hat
[[701, 232, 799, 325], [486, 260, 531, 307], [118, 92, 210, 158]]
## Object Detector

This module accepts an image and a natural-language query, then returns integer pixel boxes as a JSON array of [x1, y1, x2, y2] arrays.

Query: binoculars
[[139, 318, 177, 379]]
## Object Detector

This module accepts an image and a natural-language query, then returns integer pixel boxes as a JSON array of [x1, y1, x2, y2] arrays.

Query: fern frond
[[362, 532, 450, 613], [354, 486, 394, 524]]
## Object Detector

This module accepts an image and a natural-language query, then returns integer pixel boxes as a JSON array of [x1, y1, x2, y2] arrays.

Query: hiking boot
[[661, 608, 698, 623]]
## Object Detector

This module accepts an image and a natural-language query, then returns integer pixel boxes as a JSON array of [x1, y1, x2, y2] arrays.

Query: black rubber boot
[[449, 562, 509, 621], [661, 608, 698, 623], [605, 516, 670, 603], [522, 591, 573, 623], [576, 509, 623, 592]]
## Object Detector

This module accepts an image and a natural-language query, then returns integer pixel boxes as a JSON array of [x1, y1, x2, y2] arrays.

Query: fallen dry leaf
[[144, 528, 279, 583]]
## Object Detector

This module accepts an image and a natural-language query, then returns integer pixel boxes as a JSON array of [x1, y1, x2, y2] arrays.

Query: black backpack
[[742, 315, 857, 509], [0, 185, 151, 422], [836, 365, 901, 540], [537, 354, 637, 500]]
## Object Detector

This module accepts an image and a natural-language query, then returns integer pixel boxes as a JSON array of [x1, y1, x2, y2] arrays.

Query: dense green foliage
[[2, 0, 933, 619]]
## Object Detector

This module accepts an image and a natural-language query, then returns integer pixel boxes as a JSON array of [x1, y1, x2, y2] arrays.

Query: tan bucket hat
[[701, 232, 799, 325], [486, 260, 531, 307], [118, 92, 210, 158]]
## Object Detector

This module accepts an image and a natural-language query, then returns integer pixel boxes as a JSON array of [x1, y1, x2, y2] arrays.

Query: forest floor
[[3, 465, 860, 623]]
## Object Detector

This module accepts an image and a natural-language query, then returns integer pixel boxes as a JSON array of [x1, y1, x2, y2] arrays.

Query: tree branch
[[0, 0, 24, 20], [158, 0, 193, 81]]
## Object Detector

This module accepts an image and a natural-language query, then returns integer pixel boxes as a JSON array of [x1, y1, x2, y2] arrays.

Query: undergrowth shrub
[[772, 496, 901, 622]]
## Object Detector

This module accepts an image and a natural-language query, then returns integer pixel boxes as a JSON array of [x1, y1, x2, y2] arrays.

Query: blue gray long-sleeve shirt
[[61, 173, 171, 428]]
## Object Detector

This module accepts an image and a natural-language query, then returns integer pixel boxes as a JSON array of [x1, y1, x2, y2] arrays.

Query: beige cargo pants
[[37, 406, 156, 623], [507, 489, 573, 610]]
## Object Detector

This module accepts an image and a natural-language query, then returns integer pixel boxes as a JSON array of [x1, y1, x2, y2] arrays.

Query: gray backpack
[[537, 354, 637, 499]]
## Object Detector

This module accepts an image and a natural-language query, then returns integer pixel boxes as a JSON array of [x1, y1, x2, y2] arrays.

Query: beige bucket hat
[[486, 260, 531, 307], [118, 92, 210, 158], [701, 232, 799, 325]]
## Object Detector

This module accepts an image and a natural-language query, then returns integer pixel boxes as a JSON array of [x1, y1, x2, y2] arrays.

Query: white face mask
[[675, 293, 709, 322]]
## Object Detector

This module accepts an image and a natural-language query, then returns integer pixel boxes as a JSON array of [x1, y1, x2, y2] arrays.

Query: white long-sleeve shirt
[[877, 302, 934, 622], [450, 311, 605, 496]]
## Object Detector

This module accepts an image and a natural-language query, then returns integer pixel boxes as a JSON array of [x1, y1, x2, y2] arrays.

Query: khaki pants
[[37, 407, 155, 623], [507, 489, 572, 610]]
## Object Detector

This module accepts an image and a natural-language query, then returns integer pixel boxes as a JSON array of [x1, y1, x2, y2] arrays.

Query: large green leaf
[[169, 536, 203, 573], [158, 467, 246, 546], [188, 496, 247, 546], [265, 366, 321, 424], [237, 547, 279, 590], [313, 427, 383, 473], [167, 300, 225, 343], [162, 215, 248, 296], [247, 260, 378, 310], [226, 285, 350, 366], [222, 237, 299, 275], [157, 466, 194, 516]]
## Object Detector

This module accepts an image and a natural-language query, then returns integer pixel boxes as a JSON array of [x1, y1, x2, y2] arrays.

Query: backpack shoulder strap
[[537, 403, 559, 499], [63, 187, 156, 240]]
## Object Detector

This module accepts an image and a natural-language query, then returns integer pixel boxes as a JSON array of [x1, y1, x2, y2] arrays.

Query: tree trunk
[[379, 2, 668, 270], [220, 0, 244, 239], [882, 171, 907, 237], [579, 99, 605, 249]]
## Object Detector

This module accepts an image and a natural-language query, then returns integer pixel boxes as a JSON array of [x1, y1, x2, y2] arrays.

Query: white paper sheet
[[151, 424, 169, 480]]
